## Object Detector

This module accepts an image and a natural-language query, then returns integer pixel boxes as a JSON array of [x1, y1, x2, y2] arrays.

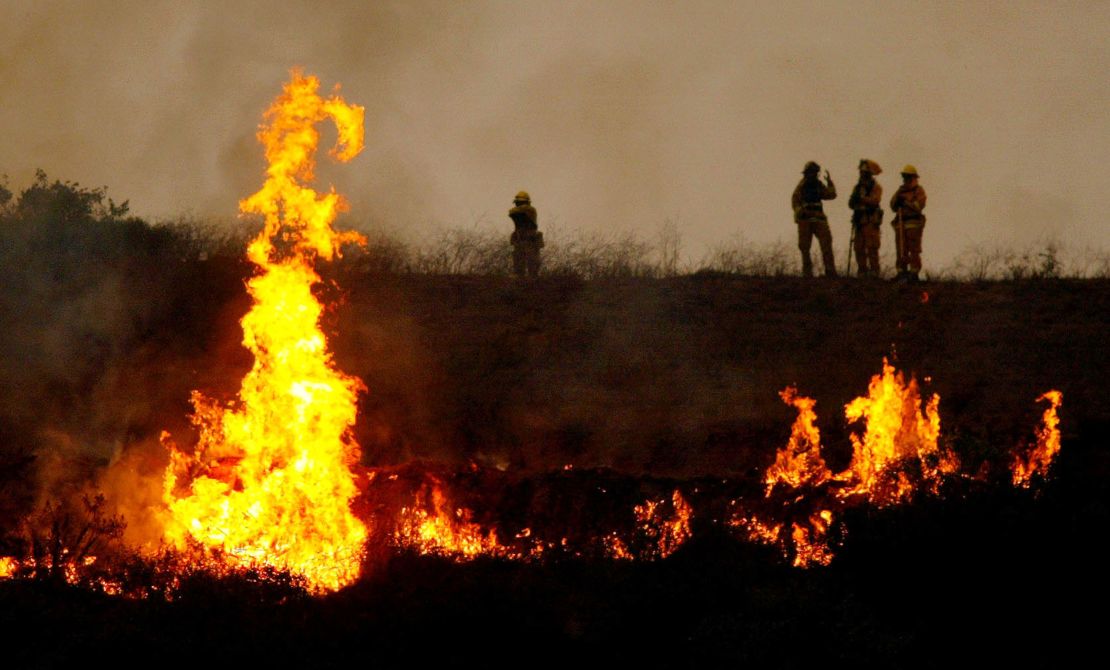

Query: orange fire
[[0, 556, 15, 579], [838, 358, 957, 504], [394, 482, 506, 559], [740, 359, 960, 565], [161, 70, 368, 592], [634, 490, 693, 559], [791, 510, 834, 568], [1011, 391, 1064, 488], [764, 387, 831, 495]]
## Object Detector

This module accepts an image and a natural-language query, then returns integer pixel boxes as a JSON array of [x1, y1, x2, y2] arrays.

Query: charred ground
[[1, 188, 1107, 664]]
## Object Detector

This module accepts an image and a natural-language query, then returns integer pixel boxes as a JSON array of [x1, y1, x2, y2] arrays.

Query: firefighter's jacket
[[792, 177, 837, 223], [509, 204, 538, 232], [891, 183, 927, 228], [849, 177, 883, 227]]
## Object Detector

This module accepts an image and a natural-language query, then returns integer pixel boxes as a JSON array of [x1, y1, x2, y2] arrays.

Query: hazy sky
[[2, 0, 1107, 266]]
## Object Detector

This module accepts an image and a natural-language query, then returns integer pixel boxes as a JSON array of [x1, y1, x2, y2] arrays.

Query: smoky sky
[[1, 0, 1107, 266]]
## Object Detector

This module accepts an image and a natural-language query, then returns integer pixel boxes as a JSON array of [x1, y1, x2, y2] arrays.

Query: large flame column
[[162, 71, 368, 592]]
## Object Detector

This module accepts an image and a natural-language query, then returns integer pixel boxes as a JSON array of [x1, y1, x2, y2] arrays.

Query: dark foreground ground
[[2, 472, 1108, 667], [2, 271, 1108, 666]]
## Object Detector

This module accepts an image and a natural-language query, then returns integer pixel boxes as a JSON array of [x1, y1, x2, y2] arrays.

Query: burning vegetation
[[1011, 391, 1064, 488], [734, 359, 1058, 567], [160, 71, 369, 592]]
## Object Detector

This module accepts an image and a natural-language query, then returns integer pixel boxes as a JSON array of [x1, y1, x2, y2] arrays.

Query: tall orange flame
[[1011, 390, 1063, 488], [161, 70, 368, 592]]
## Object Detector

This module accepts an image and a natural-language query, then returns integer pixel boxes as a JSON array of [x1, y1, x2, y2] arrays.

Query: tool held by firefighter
[[508, 190, 543, 278], [791, 162, 838, 277], [846, 219, 856, 277]]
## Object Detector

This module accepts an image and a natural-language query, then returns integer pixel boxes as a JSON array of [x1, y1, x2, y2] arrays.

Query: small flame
[[791, 510, 834, 568], [1011, 391, 1064, 488], [0, 556, 16, 579], [633, 490, 693, 559], [394, 483, 505, 559], [764, 387, 831, 495]]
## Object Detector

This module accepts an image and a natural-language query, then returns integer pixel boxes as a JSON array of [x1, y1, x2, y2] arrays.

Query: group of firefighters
[[507, 159, 927, 280], [792, 159, 927, 281]]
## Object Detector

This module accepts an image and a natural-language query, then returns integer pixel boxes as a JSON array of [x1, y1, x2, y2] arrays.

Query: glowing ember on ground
[[161, 70, 368, 592], [633, 490, 693, 559], [1011, 391, 1064, 488], [791, 510, 834, 568]]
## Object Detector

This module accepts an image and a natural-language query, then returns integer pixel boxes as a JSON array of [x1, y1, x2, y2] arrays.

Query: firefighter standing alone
[[508, 190, 543, 277], [890, 165, 927, 282], [791, 161, 838, 277], [848, 159, 884, 278]]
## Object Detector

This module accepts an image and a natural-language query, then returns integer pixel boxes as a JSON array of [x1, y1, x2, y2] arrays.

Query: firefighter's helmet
[[900, 165, 919, 177], [514, 190, 531, 204], [859, 159, 882, 175]]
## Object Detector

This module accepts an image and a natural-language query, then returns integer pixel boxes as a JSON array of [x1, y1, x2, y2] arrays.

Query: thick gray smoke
[[1, 0, 1107, 266]]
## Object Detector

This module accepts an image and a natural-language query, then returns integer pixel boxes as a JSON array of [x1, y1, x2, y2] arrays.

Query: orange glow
[[738, 359, 963, 566], [791, 510, 834, 568], [161, 70, 368, 593], [733, 515, 784, 547], [764, 387, 831, 495], [0, 556, 15, 578], [604, 533, 635, 561], [1012, 391, 1064, 488], [838, 358, 956, 504], [394, 482, 505, 559], [634, 490, 693, 559]]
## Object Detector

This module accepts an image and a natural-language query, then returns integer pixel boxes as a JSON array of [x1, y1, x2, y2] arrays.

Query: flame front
[[161, 71, 368, 592], [742, 359, 959, 565]]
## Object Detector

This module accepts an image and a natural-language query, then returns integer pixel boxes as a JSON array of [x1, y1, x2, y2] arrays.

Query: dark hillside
[[334, 275, 1108, 477]]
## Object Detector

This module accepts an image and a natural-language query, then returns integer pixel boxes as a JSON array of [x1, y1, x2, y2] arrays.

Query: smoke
[[0, 176, 251, 526], [1, 0, 1106, 267]]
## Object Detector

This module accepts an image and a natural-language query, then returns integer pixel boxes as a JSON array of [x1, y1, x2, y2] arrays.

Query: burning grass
[[733, 359, 1058, 567]]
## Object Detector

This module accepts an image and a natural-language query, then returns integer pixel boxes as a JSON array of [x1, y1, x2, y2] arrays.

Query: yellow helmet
[[514, 190, 531, 204], [900, 165, 919, 177]]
